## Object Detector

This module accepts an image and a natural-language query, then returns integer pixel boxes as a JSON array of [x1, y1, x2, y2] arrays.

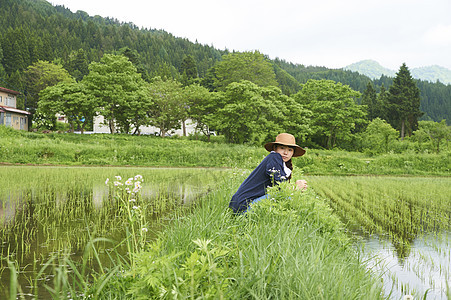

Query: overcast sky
[[49, 0, 451, 70]]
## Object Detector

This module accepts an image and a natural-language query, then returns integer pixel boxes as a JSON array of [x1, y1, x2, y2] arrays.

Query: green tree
[[214, 80, 283, 144], [184, 84, 214, 139], [64, 49, 89, 81], [361, 118, 399, 153], [362, 81, 377, 120], [209, 51, 278, 91], [181, 55, 198, 86], [38, 81, 96, 133], [259, 85, 312, 143], [294, 79, 366, 149], [374, 84, 388, 121], [414, 120, 450, 153], [24, 60, 74, 119], [118, 47, 149, 82], [147, 77, 184, 137], [82, 54, 149, 133], [387, 63, 423, 140]]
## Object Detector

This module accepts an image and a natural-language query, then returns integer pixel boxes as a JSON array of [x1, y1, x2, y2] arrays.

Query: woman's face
[[274, 145, 294, 162]]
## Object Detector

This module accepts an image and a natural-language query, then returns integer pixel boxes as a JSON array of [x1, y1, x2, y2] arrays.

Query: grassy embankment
[[1, 126, 449, 176]]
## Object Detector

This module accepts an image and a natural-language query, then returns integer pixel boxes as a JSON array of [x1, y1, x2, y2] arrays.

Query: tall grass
[[98, 175, 384, 299]]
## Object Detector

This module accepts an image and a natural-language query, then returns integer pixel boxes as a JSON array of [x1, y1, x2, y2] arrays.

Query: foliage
[[214, 80, 282, 144], [413, 120, 451, 153], [23, 60, 74, 116], [213, 81, 311, 145], [38, 81, 96, 133], [361, 81, 377, 119], [183, 83, 215, 136], [82, 54, 150, 133], [387, 63, 423, 139], [294, 79, 366, 149], [180, 55, 198, 86], [360, 118, 399, 154], [147, 77, 184, 137], [208, 51, 278, 91]]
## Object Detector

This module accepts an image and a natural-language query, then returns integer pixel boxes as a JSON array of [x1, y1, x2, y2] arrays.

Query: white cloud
[[422, 24, 451, 46]]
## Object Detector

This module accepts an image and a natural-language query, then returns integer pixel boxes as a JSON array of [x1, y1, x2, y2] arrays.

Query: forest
[[0, 0, 450, 150]]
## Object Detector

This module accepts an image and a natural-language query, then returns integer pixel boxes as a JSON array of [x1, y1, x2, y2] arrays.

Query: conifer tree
[[374, 84, 388, 121], [362, 81, 377, 120], [387, 63, 423, 139], [180, 55, 198, 86]]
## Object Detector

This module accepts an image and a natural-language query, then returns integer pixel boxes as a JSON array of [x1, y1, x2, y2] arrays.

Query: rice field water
[[0, 166, 229, 299], [307, 175, 451, 299]]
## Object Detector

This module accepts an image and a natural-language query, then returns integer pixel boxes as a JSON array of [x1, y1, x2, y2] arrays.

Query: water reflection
[[360, 232, 450, 300], [90, 184, 199, 209]]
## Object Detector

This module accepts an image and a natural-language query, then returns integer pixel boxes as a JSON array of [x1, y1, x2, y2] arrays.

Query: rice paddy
[[307, 175, 451, 299], [1, 165, 450, 299], [0, 166, 229, 299]]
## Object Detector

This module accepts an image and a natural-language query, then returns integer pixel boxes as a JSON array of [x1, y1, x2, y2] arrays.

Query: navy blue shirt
[[229, 152, 289, 213]]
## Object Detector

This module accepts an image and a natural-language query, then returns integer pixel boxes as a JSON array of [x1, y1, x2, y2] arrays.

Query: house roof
[[0, 105, 31, 115], [0, 86, 21, 95]]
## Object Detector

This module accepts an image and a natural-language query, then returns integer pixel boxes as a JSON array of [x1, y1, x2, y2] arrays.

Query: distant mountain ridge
[[344, 60, 451, 85]]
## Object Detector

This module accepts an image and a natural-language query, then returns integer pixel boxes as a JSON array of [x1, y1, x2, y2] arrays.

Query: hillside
[[0, 0, 449, 124], [344, 60, 451, 85]]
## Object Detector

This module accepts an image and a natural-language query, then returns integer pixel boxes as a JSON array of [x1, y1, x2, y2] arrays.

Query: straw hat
[[264, 133, 306, 157]]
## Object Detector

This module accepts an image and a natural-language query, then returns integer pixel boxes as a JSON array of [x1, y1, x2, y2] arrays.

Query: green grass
[[93, 177, 384, 299], [1, 125, 449, 175]]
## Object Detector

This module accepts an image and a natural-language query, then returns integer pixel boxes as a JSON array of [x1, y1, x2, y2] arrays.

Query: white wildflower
[[129, 199, 136, 202], [134, 175, 143, 180], [132, 206, 140, 210], [105, 178, 109, 185], [125, 179, 133, 186], [141, 227, 148, 232], [114, 181, 123, 186], [115, 175, 122, 181]]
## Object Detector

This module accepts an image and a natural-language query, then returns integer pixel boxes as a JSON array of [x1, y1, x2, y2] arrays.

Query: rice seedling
[[307, 175, 451, 299], [0, 166, 228, 299]]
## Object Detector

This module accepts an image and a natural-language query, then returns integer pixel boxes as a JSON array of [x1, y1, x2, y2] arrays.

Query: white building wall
[[92, 115, 198, 136]]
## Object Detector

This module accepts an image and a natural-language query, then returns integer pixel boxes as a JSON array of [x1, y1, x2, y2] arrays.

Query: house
[[0, 86, 30, 131], [92, 115, 197, 136]]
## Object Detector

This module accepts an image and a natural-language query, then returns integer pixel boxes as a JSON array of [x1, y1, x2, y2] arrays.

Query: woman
[[229, 133, 308, 214]]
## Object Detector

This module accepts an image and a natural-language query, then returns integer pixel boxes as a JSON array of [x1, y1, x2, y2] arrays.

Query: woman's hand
[[295, 179, 308, 191]]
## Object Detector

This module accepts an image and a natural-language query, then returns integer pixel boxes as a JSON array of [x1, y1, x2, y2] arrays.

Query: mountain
[[411, 65, 451, 85], [344, 60, 451, 85], [0, 0, 449, 124], [343, 60, 396, 79]]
